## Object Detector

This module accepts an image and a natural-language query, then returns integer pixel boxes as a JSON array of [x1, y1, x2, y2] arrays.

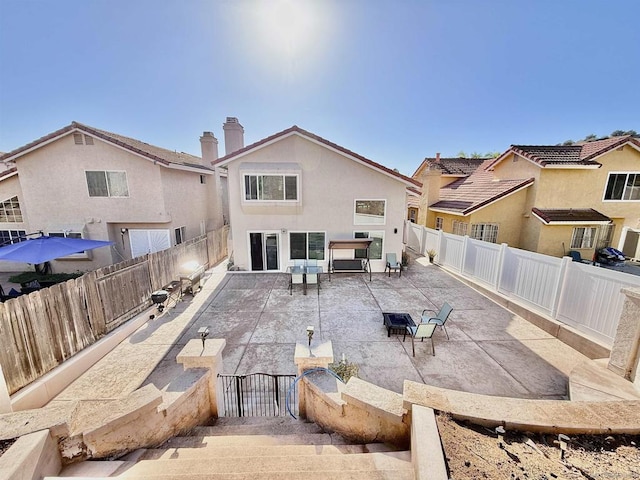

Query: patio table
[[287, 265, 323, 295]]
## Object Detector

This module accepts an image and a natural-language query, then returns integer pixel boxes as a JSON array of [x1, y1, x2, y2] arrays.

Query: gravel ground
[[437, 413, 640, 480]]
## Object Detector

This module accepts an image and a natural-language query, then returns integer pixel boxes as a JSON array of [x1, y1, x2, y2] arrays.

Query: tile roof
[[414, 157, 486, 177], [510, 145, 590, 166], [577, 135, 640, 161], [0, 122, 212, 172], [531, 208, 612, 224], [430, 159, 534, 215], [492, 135, 640, 169], [213, 125, 421, 188]]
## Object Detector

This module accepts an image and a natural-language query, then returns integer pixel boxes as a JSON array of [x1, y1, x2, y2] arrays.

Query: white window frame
[[289, 231, 326, 261], [353, 230, 384, 260], [243, 173, 299, 202], [86, 170, 130, 198], [48, 230, 91, 259], [354, 199, 386, 225], [0, 196, 23, 223], [571, 227, 597, 249], [0, 229, 26, 246], [435, 217, 443, 230], [470, 223, 499, 243], [603, 172, 640, 202], [452, 220, 468, 236]]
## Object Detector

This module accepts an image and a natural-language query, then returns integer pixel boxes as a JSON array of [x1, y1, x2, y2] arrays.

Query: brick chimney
[[223, 117, 244, 155], [200, 131, 218, 166], [435, 152, 440, 163]]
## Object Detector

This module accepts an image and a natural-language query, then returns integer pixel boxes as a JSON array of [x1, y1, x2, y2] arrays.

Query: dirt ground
[[437, 413, 640, 480]]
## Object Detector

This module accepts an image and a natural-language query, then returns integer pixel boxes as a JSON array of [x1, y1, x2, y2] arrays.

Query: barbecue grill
[[151, 290, 169, 311], [180, 261, 205, 295]]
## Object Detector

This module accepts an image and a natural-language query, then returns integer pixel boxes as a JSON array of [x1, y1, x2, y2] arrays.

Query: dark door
[[265, 234, 279, 270], [250, 233, 264, 271]]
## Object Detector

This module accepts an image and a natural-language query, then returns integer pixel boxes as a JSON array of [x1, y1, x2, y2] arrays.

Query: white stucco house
[[212, 120, 421, 273], [0, 122, 225, 273]]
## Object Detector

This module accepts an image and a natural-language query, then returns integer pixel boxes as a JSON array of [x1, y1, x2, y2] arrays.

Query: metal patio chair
[[421, 302, 453, 340], [404, 322, 437, 356], [385, 253, 402, 277]]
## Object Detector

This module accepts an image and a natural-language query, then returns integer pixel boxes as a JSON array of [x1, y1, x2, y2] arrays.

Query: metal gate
[[218, 373, 297, 417]]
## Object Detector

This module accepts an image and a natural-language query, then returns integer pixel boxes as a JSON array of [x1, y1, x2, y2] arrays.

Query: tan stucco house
[[212, 121, 421, 273], [0, 122, 224, 273], [414, 136, 640, 260]]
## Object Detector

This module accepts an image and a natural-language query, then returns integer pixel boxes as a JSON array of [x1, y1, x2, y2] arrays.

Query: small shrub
[[329, 356, 359, 383], [401, 251, 409, 266]]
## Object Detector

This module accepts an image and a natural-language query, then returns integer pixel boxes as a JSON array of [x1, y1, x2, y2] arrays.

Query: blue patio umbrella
[[0, 235, 113, 264]]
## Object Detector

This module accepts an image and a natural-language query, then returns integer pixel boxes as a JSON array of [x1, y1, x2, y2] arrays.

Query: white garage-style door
[[129, 229, 171, 258]]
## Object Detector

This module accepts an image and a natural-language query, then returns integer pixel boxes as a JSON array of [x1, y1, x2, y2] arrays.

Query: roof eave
[[543, 163, 601, 169], [428, 207, 467, 217]]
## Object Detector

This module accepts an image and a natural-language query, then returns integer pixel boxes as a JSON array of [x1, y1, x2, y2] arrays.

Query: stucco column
[[0, 365, 11, 413], [177, 338, 226, 418], [294, 341, 334, 418], [608, 287, 640, 386]]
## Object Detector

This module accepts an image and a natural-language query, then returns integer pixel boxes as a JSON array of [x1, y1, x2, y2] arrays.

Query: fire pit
[[179, 261, 205, 295]]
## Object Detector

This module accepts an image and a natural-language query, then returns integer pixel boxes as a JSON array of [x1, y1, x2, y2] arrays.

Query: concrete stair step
[[211, 417, 312, 427], [160, 433, 337, 448], [139, 442, 402, 460], [49, 472, 414, 480], [111, 451, 412, 477], [191, 422, 325, 436]]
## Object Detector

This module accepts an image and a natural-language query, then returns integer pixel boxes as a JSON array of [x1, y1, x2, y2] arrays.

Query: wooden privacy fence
[[0, 225, 229, 395]]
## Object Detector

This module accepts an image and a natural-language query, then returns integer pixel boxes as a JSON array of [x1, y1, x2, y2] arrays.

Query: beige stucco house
[[414, 136, 640, 260], [0, 122, 224, 273], [212, 121, 421, 273]]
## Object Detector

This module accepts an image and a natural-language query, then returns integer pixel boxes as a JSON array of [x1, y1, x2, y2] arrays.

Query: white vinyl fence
[[406, 222, 640, 346]]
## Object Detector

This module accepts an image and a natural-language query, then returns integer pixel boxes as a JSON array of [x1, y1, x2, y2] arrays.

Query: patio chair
[[403, 322, 437, 356], [289, 268, 304, 295], [306, 271, 320, 295], [568, 251, 590, 264], [385, 253, 403, 277], [421, 302, 453, 340]]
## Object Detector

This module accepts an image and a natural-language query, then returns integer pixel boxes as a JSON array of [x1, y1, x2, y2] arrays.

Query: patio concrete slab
[[331, 340, 424, 393], [369, 288, 433, 314], [264, 289, 320, 312], [454, 308, 555, 342], [416, 285, 498, 310], [319, 287, 380, 312], [478, 338, 589, 398], [236, 344, 297, 375], [407, 339, 531, 397], [320, 310, 403, 342], [251, 311, 320, 344], [178, 311, 261, 346], [207, 288, 271, 312], [46, 258, 600, 408]]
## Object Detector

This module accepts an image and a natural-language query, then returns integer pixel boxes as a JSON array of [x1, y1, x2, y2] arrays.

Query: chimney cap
[[201, 131, 216, 137], [225, 117, 239, 124]]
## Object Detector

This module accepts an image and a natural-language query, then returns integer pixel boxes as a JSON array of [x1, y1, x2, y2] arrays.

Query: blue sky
[[1, 0, 638, 176]]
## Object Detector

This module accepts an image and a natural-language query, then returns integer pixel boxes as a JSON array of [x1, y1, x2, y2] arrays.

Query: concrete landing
[[569, 358, 640, 401]]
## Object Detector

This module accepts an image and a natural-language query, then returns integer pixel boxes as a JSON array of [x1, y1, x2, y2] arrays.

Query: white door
[[129, 229, 171, 258]]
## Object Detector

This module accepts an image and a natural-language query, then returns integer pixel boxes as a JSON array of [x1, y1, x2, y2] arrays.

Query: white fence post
[[494, 243, 508, 291], [421, 225, 428, 255], [460, 235, 469, 274], [0, 365, 12, 413], [551, 256, 571, 319]]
